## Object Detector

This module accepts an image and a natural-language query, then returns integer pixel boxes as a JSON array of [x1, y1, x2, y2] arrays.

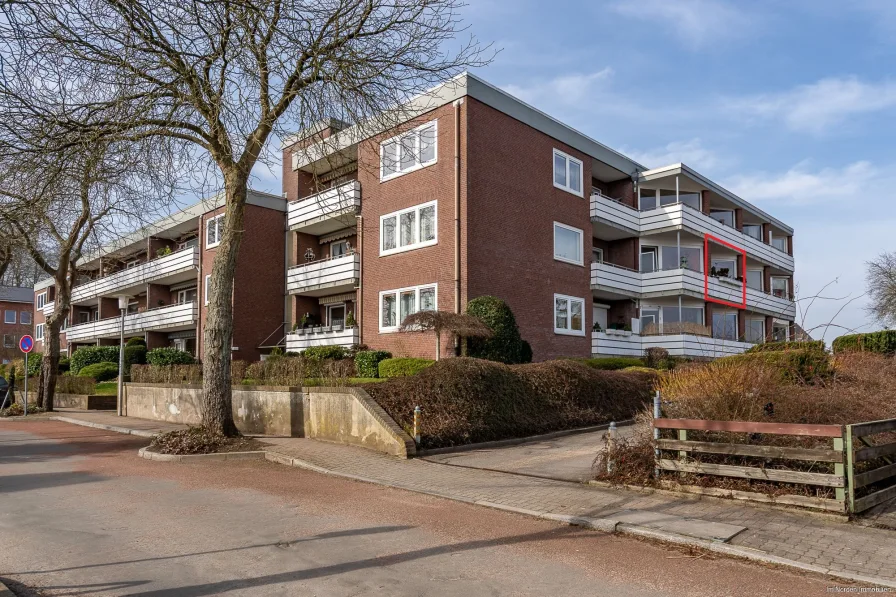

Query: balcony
[[65, 302, 198, 342], [287, 253, 360, 297], [590, 193, 795, 272], [592, 331, 754, 359], [42, 300, 55, 317], [72, 246, 199, 304], [285, 326, 359, 351], [287, 181, 361, 234]]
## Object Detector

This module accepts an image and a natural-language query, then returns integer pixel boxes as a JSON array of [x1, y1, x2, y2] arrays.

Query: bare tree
[[0, 0, 489, 434], [866, 252, 896, 328], [400, 311, 492, 360]]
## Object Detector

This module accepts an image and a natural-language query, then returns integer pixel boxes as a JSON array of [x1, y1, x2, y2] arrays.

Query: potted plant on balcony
[[345, 311, 357, 329], [592, 321, 603, 333], [156, 246, 173, 258]]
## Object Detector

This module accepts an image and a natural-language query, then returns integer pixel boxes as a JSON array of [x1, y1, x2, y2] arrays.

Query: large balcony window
[[639, 188, 701, 211], [771, 277, 789, 299], [660, 246, 702, 272], [712, 311, 738, 341], [771, 235, 788, 252], [746, 318, 765, 343], [746, 269, 763, 291], [710, 209, 735, 228], [743, 224, 763, 240]]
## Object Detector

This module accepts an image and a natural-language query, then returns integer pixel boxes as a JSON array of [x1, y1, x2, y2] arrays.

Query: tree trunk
[[39, 319, 62, 412], [201, 169, 248, 436]]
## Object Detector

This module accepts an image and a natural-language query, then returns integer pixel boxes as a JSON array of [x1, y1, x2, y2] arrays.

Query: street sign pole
[[23, 352, 27, 417], [19, 335, 34, 417]]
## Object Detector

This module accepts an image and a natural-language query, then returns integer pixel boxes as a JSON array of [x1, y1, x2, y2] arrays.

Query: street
[[0, 420, 840, 596]]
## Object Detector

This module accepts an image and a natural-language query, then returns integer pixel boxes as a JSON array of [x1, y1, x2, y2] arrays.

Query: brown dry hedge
[[364, 357, 655, 449]]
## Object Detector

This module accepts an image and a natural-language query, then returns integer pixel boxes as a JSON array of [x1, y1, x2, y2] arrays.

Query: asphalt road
[[0, 420, 840, 596]]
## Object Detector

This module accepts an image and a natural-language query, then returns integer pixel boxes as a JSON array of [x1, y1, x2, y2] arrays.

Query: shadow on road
[[0, 471, 104, 494]]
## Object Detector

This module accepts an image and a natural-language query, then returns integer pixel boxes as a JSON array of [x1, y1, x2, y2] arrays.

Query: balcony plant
[[156, 246, 173, 258], [593, 321, 603, 332], [345, 311, 357, 328]]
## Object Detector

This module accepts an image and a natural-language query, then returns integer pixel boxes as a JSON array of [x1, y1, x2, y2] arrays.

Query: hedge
[[301, 345, 349, 360], [70, 346, 119, 374], [724, 348, 832, 383], [378, 357, 435, 378], [365, 358, 655, 449], [56, 375, 97, 395], [77, 362, 119, 382], [465, 296, 531, 364], [355, 350, 392, 378], [131, 364, 203, 384], [126, 337, 147, 347], [146, 347, 195, 366], [746, 340, 826, 353], [26, 352, 42, 376], [832, 331, 896, 355], [573, 357, 645, 370]]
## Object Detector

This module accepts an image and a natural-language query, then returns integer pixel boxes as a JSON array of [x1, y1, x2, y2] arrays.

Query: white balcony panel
[[287, 181, 361, 234], [287, 253, 359, 297], [43, 301, 55, 317], [72, 246, 199, 304], [285, 327, 359, 351], [592, 331, 754, 359], [65, 302, 197, 342], [590, 262, 641, 297], [746, 286, 796, 320], [590, 194, 640, 231]]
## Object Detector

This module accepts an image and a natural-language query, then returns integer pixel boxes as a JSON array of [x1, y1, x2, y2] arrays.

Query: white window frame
[[3, 310, 15, 324], [552, 149, 583, 197], [709, 208, 735, 228], [36, 292, 47, 309], [641, 304, 705, 334], [770, 231, 788, 252], [379, 201, 438, 256], [36, 323, 44, 340], [380, 120, 438, 181], [204, 274, 212, 306], [206, 213, 225, 249], [553, 222, 584, 266], [20, 311, 31, 325], [177, 237, 199, 251], [553, 293, 586, 337], [330, 240, 350, 259], [125, 259, 141, 269], [746, 268, 764, 292], [770, 276, 789, 299], [592, 247, 604, 264], [772, 319, 790, 342], [743, 224, 763, 241], [659, 244, 703, 272], [378, 283, 437, 333], [326, 303, 347, 326], [745, 317, 766, 344], [177, 288, 197, 305]]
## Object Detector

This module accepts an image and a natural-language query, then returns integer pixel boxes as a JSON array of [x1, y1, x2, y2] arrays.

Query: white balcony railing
[[592, 331, 754, 359], [591, 262, 796, 320], [287, 253, 360, 295], [590, 195, 795, 272], [42, 300, 55, 317], [287, 181, 361, 231], [285, 326, 359, 351], [72, 246, 199, 304], [65, 301, 198, 342]]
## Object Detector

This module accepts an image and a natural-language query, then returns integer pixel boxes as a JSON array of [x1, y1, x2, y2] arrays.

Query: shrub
[[725, 348, 832, 383], [746, 340, 826, 353], [150, 426, 225, 455], [56, 375, 97, 395], [643, 347, 669, 368], [365, 358, 654, 448], [623, 366, 660, 374], [355, 350, 392, 378], [378, 357, 435, 378], [302, 345, 349, 360], [146, 347, 195, 366], [1, 402, 44, 416], [131, 364, 203, 384], [465, 296, 531, 364], [231, 360, 248, 383], [26, 352, 43, 377], [244, 356, 352, 386], [573, 357, 645, 370], [70, 346, 119, 374], [832, 330, 896, 355], [58, 357, 71, 374], [123, 344, 147, 376], [77, 362, 119, 382], [126, 337, 147, 347]]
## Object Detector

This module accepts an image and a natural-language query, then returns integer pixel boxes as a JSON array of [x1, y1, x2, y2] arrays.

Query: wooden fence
[[653, 416, 896, 514]]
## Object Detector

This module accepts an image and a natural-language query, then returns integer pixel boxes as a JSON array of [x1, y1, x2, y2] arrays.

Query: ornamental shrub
[[126, 337, 147, 347], [355, 350, 392, 378], [26, 351, 43, 377], [301, 345, 348, 360], [465, 296, 531, 364], [124, 345, 147, 376], [146, 347, 195, 366], [378, 357, 435, 378], [724, 348, 832, 383], [56, 375, 97, 395], [131, 364, 202, 384], [573, 357, 645, 370], [77, 362, 119, 382], [58, 357, 71, 374], [70, 346, 119, 374], [832, 330, 896, 355], [746, 340, 826, 353], [643, 347, 669, 369]]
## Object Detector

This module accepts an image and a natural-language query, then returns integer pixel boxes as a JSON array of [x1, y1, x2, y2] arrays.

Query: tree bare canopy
[[866, 251, 896, 328], [0, 0, 490, 434], [400, 311, 492, 360]]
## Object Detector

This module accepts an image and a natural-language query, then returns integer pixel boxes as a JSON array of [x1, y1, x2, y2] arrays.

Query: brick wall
[[0, 300, 34, 362]]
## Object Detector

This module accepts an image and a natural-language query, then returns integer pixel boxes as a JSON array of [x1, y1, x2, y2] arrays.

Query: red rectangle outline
[[704, 233, 747, 310]]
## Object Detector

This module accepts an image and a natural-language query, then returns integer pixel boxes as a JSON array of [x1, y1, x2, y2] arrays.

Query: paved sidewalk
[[50, 409, 187, 437]]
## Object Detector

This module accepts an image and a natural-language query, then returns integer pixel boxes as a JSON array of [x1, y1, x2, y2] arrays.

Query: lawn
[[94, 382, 118, 395]]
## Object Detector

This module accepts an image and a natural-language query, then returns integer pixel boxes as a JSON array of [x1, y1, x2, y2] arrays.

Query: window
[[711, 258, 737, 279], [3, 335, 14, 348], [553, 223, 583, 265], [554, 294, 585, 336], [327, 304, 346, 327], [36, 292, 46, 309], [639, 188, 700, 211], [771, 234, 788, 252], [177, 237, 199, 250], [20, 311, 31, 325], [640, 308, 660, 335], [772, 322, 789, 342], [552, 149, 583, 196], [36, 323, 44, 340], [640, 246, 658, 273], [206, 214, 225, 248], [204, 275, 212, 305], [746, 269, 763, 291], [639, 188, 657, 210], [177, 288, 197, 304], [379, 284, 437, 332], [712, 312, 738, 341], [380, 201, 438, 255], [4, 310, 15, 324], [125, 259, 141, 269], [661, 246, 702, 272], [380, 120, 438, 180], [79, 312, 90, 324], [127, 301, 139, 315], [743, 224, 762, 241], [746, 318, 765, 344], [771, 277, 789, 299], [710, 209, 735, 228], [592, 248, 604, 264], [330, 240, 349, 258], [662, 306, 704, 334]]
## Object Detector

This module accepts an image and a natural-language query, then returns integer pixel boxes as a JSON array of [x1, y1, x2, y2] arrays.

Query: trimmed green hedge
[[832, 331, 896, 355], [465, 296, 531, 364], [573, 357, 645, 370], [70, 346, 119, 374], [26, 352, 43, 376], [378, 357, 435, 378], [126, 337, 147, 347], [301, 345, 349, 360], [77, 362, 119, 382], [355, 350, 392, 378], [146, 347, 195, 366], [746, 340, 825, 353]]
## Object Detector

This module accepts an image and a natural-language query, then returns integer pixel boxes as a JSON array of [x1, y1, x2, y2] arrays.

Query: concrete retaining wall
[[303, 387, 416, 458], [53, 393, 116, 410], [123, 383, 303, 436]]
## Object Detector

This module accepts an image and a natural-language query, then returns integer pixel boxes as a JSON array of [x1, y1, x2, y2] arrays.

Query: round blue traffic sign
[[19, 335, 34, 353]]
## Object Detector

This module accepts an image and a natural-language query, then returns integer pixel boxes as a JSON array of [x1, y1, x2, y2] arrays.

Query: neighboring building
[[33, 190, 286, 362], [281, 72, 796, 361], [0, 286, 34, 363]]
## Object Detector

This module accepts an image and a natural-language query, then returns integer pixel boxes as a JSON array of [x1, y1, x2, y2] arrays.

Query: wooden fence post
[[845, 424, 855, 514], [833, 431, 845, 507]]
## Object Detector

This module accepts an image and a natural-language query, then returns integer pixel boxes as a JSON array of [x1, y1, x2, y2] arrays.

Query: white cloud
[[728, 77, 896, 134], [502, 69, 615, 108], [622, 138, 727, 172], [724, 160, 876, 205], [609, 0, 753, 48]]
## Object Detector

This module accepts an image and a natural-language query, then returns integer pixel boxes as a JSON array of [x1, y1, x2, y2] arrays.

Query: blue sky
[[258, 0, 896, 341]]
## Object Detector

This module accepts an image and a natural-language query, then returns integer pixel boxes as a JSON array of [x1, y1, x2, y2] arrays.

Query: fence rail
[[845, 417, 896, 513]]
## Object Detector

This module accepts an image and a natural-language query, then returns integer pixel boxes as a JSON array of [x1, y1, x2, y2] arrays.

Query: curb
[[138, 447, 267, 462], [49, 416, 161, 438], [0, 580, 13, 597]]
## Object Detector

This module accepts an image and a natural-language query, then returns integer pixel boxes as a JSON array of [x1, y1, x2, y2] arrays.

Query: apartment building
[[33, 190, 286, 362], [0, 287, 34, 363], [282, 73, 796, 361]]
